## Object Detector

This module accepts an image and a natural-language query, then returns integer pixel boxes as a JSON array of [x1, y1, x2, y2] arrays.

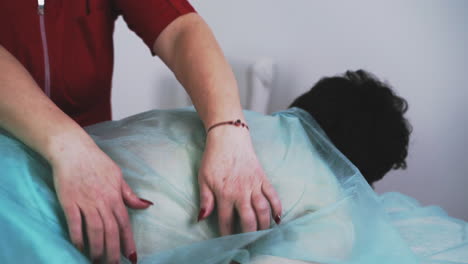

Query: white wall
[[112, 0, 468, 220]]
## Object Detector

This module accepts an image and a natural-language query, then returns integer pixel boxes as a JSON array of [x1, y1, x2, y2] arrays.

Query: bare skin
[[154, 13, 282, 236], [0, 45, 150, 263], [0, 12, 282, 264]]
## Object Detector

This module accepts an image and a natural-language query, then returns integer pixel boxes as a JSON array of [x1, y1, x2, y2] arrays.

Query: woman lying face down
[[79, 69, 413, 262], [0, 70, 414, 264]]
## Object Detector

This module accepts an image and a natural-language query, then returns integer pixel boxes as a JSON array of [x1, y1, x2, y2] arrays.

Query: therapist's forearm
[[0, 45, 96, 165], [154, 14, 284, 235], [153, 13, 244, 128]]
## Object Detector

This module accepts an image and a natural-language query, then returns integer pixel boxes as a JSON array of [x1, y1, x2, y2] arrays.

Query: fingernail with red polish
[[274, 214, 281, 225], [128, 251, 137, 264], [139, 198, 154, 206], [197, 208, 206, 222]]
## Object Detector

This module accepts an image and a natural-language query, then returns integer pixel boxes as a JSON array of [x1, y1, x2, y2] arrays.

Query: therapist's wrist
[[206, 119, 249, 134], [45, 126, 98, 168], [205, 123, 251, 146]]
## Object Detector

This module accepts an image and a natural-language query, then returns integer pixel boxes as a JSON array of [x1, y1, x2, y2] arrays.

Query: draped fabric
[[0, 107, 466, 263]]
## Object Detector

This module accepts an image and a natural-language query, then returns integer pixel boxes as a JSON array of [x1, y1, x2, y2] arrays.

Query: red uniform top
[[0, 0, 196, 126]]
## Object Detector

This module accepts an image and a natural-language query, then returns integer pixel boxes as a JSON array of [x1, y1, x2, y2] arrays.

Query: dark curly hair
[[289, 70, 412, 186]]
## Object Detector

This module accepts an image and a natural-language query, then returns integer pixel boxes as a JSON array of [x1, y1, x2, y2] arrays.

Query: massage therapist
[[0, 1, 282, 263]]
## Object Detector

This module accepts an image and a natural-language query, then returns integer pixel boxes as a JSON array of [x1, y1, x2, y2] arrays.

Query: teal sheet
[[0, 107, 466, 263]]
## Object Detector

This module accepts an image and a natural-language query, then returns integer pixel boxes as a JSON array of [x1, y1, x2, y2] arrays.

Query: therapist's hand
[[50, 138, 152, 264], [197, 125, 282, 235]]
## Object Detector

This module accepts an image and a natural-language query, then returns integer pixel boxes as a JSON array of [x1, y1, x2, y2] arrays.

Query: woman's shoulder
[[271, 107, 329, 139]]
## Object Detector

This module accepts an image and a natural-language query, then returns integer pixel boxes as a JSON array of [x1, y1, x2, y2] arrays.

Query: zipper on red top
[[37, 0, 51, 98]]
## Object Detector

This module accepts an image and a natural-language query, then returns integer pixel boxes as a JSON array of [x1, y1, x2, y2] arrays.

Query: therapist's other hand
[[197, 125, 282, 235], [50, 138, 152, 264]]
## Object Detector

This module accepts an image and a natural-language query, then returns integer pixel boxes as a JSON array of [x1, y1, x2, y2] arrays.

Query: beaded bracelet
[[206, 119, 249, 133]]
